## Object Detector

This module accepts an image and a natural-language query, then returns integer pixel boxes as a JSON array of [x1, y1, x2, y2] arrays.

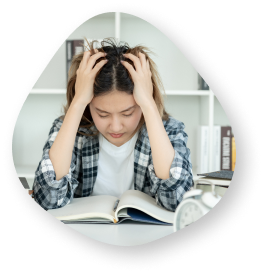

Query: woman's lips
[[109, 133, 124, 138]]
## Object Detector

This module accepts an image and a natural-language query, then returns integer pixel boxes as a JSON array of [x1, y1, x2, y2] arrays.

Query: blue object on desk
[[126, 208, 172, 226]]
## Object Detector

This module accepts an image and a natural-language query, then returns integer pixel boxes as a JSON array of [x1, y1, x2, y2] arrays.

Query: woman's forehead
[[92, 91, 136, 112]]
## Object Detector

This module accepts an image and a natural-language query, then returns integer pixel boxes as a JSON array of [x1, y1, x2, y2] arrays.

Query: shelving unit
[[30, 89, 211, 96], [13, 12, 230, 187]]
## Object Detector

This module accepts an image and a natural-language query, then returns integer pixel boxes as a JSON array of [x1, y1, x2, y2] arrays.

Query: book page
[[196, 177, 230, 186], [48, 195, 118, 222], [115, 190, 174, 223], [61, 218, 114, 224], [117, 208, 129, 217]]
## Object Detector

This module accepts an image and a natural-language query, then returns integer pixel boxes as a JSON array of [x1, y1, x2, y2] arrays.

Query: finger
[[121, 60, 137, 79], [123, 53, 142, 72], [146, 59, 150, 70], [147, 60, 152, 76], [79, 50, 91, 71], [79, 49, 102, 71], [92, 48, 98, 57], [86, 51, 107, 72], [90, 59, 108, 77], [138, 52, 147, 69]]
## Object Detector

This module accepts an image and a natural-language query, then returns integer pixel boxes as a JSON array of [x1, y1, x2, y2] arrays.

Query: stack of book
[[195, 171, 232, 201], [197, 125, 236, 173]]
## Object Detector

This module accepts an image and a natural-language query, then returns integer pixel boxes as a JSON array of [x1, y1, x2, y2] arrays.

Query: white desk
[[66, 222, 174, 246], [24, 180, 227, 246]]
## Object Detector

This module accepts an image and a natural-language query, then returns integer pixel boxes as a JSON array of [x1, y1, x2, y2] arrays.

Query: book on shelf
[[198, 73, 209, 90], [197, 125, 236, 173], [220, 126, 232, 171], [213, 125, 221, 171], [232, 135, 236, 171], [66, 39, 84, 82], [48, 190, 174, 226], [197, 125, 209, 174]]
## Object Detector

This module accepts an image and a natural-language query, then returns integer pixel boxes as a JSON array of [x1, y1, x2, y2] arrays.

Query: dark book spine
[[72, 40, 84, 56], [66, 40, 84, 83], [220, 126, 232, 170], [198, 74, 209, 90], [66, 40, 73, 83]]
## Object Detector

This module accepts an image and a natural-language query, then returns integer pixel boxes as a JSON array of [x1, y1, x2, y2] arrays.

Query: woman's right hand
[[74, 49, 108, 106]]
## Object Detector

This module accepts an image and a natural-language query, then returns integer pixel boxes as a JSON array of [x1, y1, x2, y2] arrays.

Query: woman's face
[[89, 90, 143, 147]]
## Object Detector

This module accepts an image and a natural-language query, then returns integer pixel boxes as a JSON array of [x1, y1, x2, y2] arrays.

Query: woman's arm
[[140, 99, 175, 180], [141, 102, 193, 212], [33, 102, 85, 210], [50, 50, 107, 180], [49, 98, 86, 180]]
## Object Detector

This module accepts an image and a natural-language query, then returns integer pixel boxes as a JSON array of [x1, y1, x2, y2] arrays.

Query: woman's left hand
[[121, 52, 154, 109]]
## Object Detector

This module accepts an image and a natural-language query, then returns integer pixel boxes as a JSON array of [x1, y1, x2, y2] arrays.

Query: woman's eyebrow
[[95, 105, 136, 114]]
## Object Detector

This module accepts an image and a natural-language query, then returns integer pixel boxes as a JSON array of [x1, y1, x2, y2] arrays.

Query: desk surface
[[66, 222, 174, 246]]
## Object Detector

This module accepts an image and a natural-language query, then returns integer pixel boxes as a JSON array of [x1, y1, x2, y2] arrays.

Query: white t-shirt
[[91, 131, 139, 198]]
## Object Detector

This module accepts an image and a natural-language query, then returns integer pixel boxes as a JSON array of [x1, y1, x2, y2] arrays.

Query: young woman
[[33, 38, 193, 212]]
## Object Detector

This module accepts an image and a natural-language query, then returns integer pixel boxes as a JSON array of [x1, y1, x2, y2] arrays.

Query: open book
[[48, 190, 174, 225]]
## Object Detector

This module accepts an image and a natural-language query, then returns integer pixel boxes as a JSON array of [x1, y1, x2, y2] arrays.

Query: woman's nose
[[109, 117, 123, 133]]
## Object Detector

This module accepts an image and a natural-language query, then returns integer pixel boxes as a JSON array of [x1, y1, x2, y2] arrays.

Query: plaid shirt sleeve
[[33, 117, 81, 211], [147, 119, 193, 212]]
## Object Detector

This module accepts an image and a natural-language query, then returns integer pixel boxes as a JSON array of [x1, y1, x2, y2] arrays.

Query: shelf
[[30, 89, 211, 96], [165, 90, 210, 96], [30, 89, 66, 94], [93, 12, 136, 21], [15, 165, 37, 179]]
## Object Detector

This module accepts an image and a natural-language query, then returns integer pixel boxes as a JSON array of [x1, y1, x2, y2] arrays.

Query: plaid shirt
[[33, 115, 193, 212]]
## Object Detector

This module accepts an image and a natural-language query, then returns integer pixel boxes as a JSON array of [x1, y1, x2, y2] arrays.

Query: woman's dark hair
[[62, 37, 170, 137]]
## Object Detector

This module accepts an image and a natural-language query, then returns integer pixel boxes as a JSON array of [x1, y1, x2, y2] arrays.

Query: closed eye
[[98, 112, 133, 118]]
